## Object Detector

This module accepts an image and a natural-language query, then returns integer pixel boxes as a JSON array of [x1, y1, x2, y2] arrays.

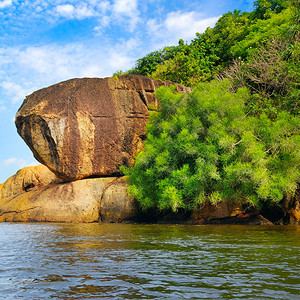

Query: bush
[[122, 80, 299, 212]]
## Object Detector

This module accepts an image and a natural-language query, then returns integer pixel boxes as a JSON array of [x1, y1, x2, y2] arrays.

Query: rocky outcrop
[[0, 164, 274, 224], [0, 166, 137, 223], [2, 75, 189, 223], [16, 75, 190, 182], [3, 74, 297, 225]]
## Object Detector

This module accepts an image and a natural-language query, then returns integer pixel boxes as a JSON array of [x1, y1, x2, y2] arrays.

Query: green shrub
[[122, 80, 299, 212]]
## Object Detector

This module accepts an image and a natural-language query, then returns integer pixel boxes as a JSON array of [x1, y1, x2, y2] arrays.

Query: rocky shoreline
[[0, 75, 299, 224]]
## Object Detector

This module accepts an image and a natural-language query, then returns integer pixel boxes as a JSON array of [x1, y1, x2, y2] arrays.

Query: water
[[0, 223, 299, 299]]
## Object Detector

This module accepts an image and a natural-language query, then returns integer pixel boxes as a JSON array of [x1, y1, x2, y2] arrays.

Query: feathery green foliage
[[120, 0, 300, 213], [122, 81, 299, 212]]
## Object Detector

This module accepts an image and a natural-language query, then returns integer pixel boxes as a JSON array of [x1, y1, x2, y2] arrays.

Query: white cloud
[[56, 4, 74, 18], [0, 39, 140, 105], [111, 0, 140, 31], [94, 15, 111, 34], [147, 11, 219, 46], [16, 44, 106, 79], [55, 3, 96, 20], [4, 157, 19, 166], [80, 65, 102, 77], [3, 157, 38, 168], [0, 81, 32, 104], [96, 0, 110, 13], [107, 38, 140, 69], [166, 11, 219, 39], [0, 0, 12, 9], [113, 0, 137, 15]]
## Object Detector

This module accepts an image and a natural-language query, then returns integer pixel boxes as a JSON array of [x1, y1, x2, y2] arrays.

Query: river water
[[0, 223, 299, 299]]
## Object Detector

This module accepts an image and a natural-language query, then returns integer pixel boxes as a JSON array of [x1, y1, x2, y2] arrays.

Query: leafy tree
[[222, 38, 299, 117], [128, 43, 185, 76], [151, 40, 219, 86], [204, 9, 253, 64], [113, 70, 126, 77], [231, 5, 293, 58], [253, 0, 287, 19]]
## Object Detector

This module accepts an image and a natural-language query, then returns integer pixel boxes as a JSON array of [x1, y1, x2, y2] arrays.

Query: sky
[[0, 0, 255, 183]]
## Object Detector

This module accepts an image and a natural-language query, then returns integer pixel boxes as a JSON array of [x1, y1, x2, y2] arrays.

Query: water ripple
[[0, 223, 299, 299]]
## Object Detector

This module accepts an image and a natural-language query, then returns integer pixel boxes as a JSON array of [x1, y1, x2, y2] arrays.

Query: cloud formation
[[0, 0, 12, 9], [3, 157, 38, 168], [147, 11, 219, 47], [0, 81, 32, 104], [0, 39, 139, 104], [55, 3, 97, 20], [112, 0, 140, 30]]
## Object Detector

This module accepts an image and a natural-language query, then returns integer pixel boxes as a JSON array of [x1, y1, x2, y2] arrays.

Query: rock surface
[[16, 75, 190, 181], [0, 166, 137, 223], [100, 177, 138, 223], [188, 201, 273, 225], [190, 200, 244, 222], [0, 164, 59, 199], [282, 193, 300, 225]]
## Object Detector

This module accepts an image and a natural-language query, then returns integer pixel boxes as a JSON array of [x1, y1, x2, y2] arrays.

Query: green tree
[[253, 0, 287, 19], [151, 41, 219, 86], [128, 43, 185, 76]]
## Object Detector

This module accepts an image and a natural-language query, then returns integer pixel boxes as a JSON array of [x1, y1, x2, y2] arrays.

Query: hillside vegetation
[[121, 0, 300, 213]]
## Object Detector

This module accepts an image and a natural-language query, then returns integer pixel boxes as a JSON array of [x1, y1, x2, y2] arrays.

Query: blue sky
[[0, 0, 254, 183]]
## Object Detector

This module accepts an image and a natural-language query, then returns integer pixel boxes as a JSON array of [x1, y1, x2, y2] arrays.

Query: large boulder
[[0, 166, 137, 223], [16, 75, 190, 181]]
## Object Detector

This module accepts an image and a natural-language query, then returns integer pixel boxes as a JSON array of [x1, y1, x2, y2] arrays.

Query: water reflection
[[0, 223, 299, 299]]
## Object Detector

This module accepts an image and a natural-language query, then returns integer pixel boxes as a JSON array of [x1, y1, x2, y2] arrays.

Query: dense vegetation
[[121, 0, 300, 213]]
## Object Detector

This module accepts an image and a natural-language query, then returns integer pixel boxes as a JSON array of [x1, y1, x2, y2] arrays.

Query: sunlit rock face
[[0, 165, 59, 199], [15, 75, 190, 182], [0, 165, 137, 223]]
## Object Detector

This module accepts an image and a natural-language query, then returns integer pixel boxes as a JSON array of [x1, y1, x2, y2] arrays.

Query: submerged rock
[[16, 75, 190, 182], [0, 166, 137, 223]]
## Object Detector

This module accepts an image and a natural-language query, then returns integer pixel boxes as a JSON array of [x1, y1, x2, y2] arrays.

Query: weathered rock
[[190, 200, 244, 223], [0, 164, 59, 199], [16, 75, 190, 181], [282, 192, 300, 225], [188, 200, 273, 225], [100, 177, 138, 223], [0, 166, 138, 223]]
